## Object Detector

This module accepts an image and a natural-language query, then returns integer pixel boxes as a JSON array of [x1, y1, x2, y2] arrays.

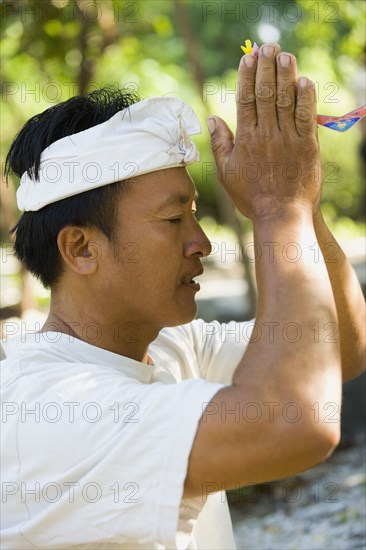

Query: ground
[[230, 435, 366, 550]]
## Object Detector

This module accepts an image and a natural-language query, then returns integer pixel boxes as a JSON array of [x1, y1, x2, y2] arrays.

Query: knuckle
[[237, 83, 256, 106], [295, 107, 313, 124], [276, 92, 294, 110], [255, 83, 276, 104], [237, 92, 256, 107]]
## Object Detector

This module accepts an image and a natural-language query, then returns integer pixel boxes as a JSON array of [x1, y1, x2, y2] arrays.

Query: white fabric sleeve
[[186, 319, 255, 384], [9, 369, 225, 549], [150, 319, 255, 385]]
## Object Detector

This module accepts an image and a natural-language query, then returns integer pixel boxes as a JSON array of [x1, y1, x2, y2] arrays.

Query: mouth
[[182, 280, 201, 292], [181, 268, 203, 292]]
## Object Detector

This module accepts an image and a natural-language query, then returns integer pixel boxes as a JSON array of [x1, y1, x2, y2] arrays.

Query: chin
[[164, 303, 197, 328]]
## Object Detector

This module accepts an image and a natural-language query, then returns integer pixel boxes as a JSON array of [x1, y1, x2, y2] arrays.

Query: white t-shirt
[[1, 319, 253, 549]]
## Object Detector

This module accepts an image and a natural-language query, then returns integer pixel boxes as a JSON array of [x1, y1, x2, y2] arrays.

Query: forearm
[[233, 207, 342, 413], [313, 209, 366, 380]]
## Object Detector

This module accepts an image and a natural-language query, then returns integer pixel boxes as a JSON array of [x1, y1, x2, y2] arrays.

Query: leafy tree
[[1, 0, 365, 317]]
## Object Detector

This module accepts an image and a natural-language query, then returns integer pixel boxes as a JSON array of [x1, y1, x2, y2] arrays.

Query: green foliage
[[1, 0, 365, 234]]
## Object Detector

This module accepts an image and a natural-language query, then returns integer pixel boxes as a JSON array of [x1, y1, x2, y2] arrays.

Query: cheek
[[118, 241, 140, 265], [113, 227, 183, 280]]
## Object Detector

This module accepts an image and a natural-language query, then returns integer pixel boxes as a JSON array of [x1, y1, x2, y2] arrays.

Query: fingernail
[[243, 55, 255, 67], [207, 117, 216, 134], [299, 76, 308, 88], [279, 54, 291, 67], [262, 45, 275, 57]]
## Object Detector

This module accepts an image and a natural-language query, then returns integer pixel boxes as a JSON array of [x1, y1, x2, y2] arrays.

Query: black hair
[[5, 87, 140, 289]]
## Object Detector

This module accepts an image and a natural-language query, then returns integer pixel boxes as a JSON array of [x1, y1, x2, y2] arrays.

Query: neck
[[42, 295, 158, 364]]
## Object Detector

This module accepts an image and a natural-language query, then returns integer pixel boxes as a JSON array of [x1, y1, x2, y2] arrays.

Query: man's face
[[96, 167, 212, 332]]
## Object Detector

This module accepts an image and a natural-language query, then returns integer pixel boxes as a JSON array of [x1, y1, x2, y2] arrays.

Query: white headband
[[17, 96, 201, 212]]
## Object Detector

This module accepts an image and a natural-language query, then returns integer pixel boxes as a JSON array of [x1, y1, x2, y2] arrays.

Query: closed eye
[[168, 210, 197, 224]]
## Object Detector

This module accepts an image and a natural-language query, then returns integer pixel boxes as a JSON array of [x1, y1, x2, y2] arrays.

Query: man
[[1, 44, 365, 549]]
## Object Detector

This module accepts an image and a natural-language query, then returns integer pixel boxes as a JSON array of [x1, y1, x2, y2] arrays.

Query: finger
[[256, 43, 281, 132], [207, 115, 234, 169], [236, 53, 258, 139], [295, 77, 318, 137], [276, 52, 297, 132]]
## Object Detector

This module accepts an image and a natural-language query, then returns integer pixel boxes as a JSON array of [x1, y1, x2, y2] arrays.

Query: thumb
[[207, 116, 234, 168]]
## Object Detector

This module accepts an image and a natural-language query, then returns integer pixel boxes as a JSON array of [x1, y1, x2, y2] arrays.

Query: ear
[[57, 226, 101, 276]]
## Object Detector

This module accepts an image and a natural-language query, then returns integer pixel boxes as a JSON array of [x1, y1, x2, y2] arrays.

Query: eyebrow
[[157, 191, 199, 210]]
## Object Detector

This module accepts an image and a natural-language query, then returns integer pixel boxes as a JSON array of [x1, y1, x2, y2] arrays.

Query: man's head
[[6, 88, 211, 340]]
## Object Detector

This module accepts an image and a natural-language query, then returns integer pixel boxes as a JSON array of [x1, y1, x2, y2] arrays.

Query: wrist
[[251, 200, 314, 227]]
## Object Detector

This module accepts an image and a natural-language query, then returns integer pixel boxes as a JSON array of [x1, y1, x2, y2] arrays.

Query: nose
[[183, 220, 212, 258]]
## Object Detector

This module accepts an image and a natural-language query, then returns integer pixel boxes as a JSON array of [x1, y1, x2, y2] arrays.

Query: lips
[[181, 268, 203, 291]]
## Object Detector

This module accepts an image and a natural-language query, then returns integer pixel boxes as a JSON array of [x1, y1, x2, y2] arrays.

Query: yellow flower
[[241, 39, 253, 54], [240, 39, 259, 56]]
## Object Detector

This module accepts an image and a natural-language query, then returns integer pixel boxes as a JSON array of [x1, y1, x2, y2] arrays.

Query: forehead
[[124, 167, 197, 210]]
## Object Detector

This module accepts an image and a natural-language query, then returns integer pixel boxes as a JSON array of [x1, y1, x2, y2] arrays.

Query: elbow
[[301, 420, 341, 466], [283, 411, 341, 475], [317, 423, 341, 459], [342, 352, 366, 381]]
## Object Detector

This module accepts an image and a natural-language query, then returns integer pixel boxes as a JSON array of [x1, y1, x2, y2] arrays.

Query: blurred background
[[1, 0, 365, 327], [1, 2, 365, 547]]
